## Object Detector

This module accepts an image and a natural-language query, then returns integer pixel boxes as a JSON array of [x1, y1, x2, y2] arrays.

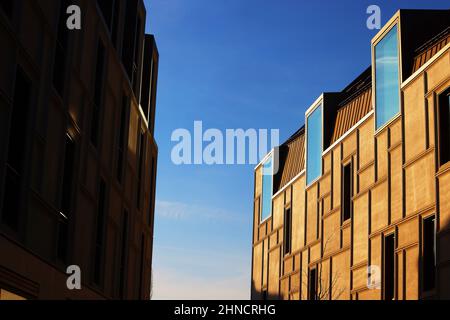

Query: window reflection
[[375, 25, 400, 129], [306, 105, 323, 185], [261, 155, 273, 222]]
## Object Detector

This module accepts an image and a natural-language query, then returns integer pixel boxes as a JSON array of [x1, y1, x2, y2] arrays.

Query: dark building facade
[[0, 0, 158, 299]]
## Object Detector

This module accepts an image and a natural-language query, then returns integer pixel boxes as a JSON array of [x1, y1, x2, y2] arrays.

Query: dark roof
[[274, 127, 305, 193], [412, 26, 449, 73], [331, 88, 372, 144], [339, 67, 372, 107], [330, 67, 373, 144], [399, 9, 450, 80]]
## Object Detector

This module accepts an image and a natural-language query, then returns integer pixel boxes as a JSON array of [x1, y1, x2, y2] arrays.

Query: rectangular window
[[261, 155, 273, 222], [133, 17, 142, 92], [423, 216, 436, 292], [93, 179, 107, 285], [439, 88, 450, 166], [57, 134, 75, 262], [1, 66, 32, 230], [90, 40, 106, 147], [342, 163, 353, 222], [384, 234, 395, 300], [306, 104, 323, 185], [375, 25, 400, 129], [119, 210, 129, 298], [136, 131, 145, 210], [148, 157, 155, 226], [284, 207, 292, 255], [122, 0, 138, 82], [61, 134, 75, 216], [308, 268, 317, 300], [53, 0, 70, 96], [116, 96, 128, 183], [149, 58, 157, 126], [8, 67, 31, 175], [141, 37, 154, 122]]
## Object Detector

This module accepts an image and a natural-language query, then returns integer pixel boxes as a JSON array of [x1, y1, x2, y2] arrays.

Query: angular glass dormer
[[306, 102, 323, 186], [373, 23, 400, 130], [260, 153, 273, 222], [305, 94, 341, 187]]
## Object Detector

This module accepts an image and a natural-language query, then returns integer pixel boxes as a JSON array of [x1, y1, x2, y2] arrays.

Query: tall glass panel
[[375, 25, 400, 129], [306, 105, 323, 185], [261, 155, 273, 221]]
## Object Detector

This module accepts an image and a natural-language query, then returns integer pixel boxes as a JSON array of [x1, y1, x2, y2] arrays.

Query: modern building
[[0, 0, 158, 299], [251, 9, 450, 300]]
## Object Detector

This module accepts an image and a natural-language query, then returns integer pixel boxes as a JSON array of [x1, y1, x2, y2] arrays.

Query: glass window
[[261, 155, 273, 222], [438, 88, 450, 166], [306, 105, 323, 185], [423, 216, 436, 292], [1, 66, 32, 231], [384, 234, 395, 300], [342, 163, 353, 222], [308, 267, 317, 300], [375, 25, 400, 129], [283, 207, 292, 255]]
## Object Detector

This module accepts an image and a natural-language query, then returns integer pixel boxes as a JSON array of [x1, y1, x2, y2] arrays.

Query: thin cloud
[[155, 200, 246, 223]]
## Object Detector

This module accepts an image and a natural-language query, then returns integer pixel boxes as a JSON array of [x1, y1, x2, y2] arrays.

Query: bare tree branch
[[299, 231, 346, 300]]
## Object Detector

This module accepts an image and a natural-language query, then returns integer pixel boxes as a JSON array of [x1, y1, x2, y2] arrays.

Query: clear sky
[[144, 0, 449, 299]]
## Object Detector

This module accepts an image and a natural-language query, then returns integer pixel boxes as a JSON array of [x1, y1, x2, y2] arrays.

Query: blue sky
[[144, 0, 449, 299]]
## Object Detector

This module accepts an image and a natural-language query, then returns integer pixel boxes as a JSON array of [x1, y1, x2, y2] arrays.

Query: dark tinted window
[[141, 38, 153, 122], [122, 0, 138, 82], [136, 131, 145, 209], [90, 41, 106, 147], [342, 163, 352, 222], [93, 179, 107, 285], [133, 17, 142, 91], [57, 134, 76, 262], [284, 207, 292, 255], [439, 88, 450, 166], [1, 66, 32, 230], [116, 96, 128, 183], [309, 268, 317, 300], [148, 157, 155, 226], [384, 234, 395, 300], [53, 0, 70, 95], [8, 67, 31, 175], [423, 216, 436, 292], [61, 134, 75, 215]]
